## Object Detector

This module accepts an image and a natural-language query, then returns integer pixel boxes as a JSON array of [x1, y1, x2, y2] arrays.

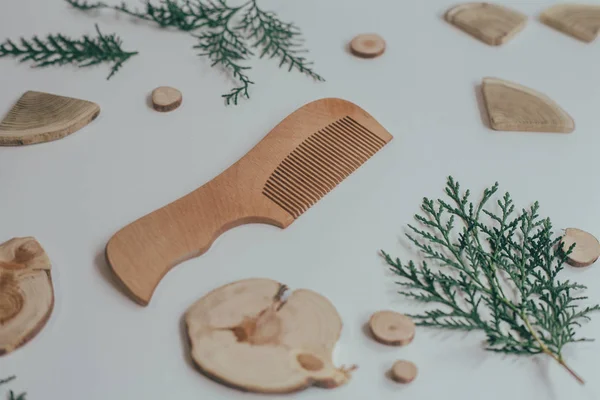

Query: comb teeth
[[262, 116, 387, 218]]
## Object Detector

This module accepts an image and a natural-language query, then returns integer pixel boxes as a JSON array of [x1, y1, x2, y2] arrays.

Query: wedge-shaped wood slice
[[541, 4, 600, 43], [445, 3, 527, 46], [0, 237, 53, 356], [185, 278, 355, 394], [107, 98, 393, 306], [0, 91, 100, 146], [481, 77, 575, 133]]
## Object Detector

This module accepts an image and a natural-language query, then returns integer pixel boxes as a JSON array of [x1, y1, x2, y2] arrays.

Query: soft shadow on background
[[179, 314, 196, 371], [475, 84, 491, 129], [94, 248, 135, 302]]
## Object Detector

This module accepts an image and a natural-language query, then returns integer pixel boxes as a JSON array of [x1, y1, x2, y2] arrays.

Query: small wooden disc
[[390, 360, 418, 384], [350, 34, 386, 58], [369, 310, 415, 346], [562, 228, 600, 268], [151, 86, 182, 112]]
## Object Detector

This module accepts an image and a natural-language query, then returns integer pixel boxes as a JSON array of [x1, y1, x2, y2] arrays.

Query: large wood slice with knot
[[185, 278, 355, 394], [0, 91, 100, 146], [0, 237, 53, 356], [541, 5, 600, 43], [481, 77, 575, 133], [445, 3, 527, 46]]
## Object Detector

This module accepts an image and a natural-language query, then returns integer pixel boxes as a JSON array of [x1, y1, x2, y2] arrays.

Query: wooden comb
[[106, 98, 393, 305]]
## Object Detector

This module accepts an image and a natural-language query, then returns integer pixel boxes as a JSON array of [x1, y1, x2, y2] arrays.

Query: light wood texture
[[185, 278, 355, 394], [562, 228, 600, 268], [0, 237, 53, 356], [390, 360, 418, 384], [481, 77, 575, 133], [106, 98, 393, 306], [368, 310, 415, 346], [350, 34, 386, 58], [0, 91, 100, 146], [541, 4, 600, 43], [151, 86, 182, 112], [445, 3, 527, 46]]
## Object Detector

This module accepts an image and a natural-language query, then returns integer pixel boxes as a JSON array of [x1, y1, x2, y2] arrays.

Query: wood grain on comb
[[445, 3, 527, 46], [263, 116, 387, 218], [482, 77, 574, 133], [106, 98, 392, 306], [0, 237, 53, 356], [541, 4, 600, 43], [0, 91, 100, 146]]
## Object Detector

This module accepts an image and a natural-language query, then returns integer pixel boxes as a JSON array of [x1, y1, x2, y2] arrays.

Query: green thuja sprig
[[66, 0, 208, 31], [0, 377, 15, 387], [382, 177, 600, 384], [1, 377, 25, 400], [0, 24, 138, 79], [238, 0, 324, 81], [8, 391, 26, 400], [66, 0, 323, 105], [193, 1, 254, 105]]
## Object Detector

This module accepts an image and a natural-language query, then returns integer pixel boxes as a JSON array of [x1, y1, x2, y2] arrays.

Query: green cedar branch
[[66, 0, 324, 104], [8, 391, 26, 400], [193, 1, 254, 105], [0, 24, 138, 79], [0, 377, 15, 387], [382, 176, 600, 384], [237, 0, 324, 82], [66, 0, 208, 31], [1, 377, 25, 400]]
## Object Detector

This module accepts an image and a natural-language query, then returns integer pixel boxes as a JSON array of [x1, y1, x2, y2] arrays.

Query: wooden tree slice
[[369, 310, 415, 346], [350, 34, 386, 58], [185, 278, 355, 394], [481, 77, 575, 133], [390, 360, 418, 384], [541, 5, 600, 43], [0, 237, 53, 356], [445, 3, 527, 46], [562, 228, 600, 268], [0, 91, 100, 146], [151, 86, 183, 112]]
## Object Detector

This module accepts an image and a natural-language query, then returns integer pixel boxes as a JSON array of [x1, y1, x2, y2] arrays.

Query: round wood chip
[[151, 86, 182, 112], [369, 310, 415, 346], [350, 34, 386, 58], [390, 360, 418, 384], [562, 228, 600, 268]]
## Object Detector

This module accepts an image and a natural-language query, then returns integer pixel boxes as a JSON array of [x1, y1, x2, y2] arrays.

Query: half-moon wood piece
[[185, 278, 356, 394], [151, 86, 182, 112], [390, 360, 418, 384], [0, 91, 100, 146], [541, 4, 600, 43], [445, 3, 527, 46], [369, 310, 415, 346], [481, 77, 575, 133], [562, 228, 600, 268], [106, 98, 393, 306], [0, 237, 53, 356]]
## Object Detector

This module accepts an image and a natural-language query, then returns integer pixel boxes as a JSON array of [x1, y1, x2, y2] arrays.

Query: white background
[[1, 0, 600, 399]]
